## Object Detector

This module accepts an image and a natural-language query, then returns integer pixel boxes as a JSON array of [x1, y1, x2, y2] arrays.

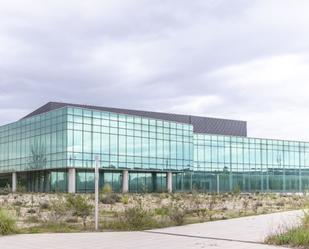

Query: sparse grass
[[266, 227, 309, 247], [0, 208, 18, 235], [266, 209, 309, 247], [22, 222, 80, 234], [0, 192, 307, 235], [154, 207, 170, 216], [103, 206, 160, 231], [25, 215, 40, 224]]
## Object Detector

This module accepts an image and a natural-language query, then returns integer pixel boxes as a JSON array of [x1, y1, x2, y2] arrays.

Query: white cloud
[[160, 95, 224, 115], [207, 53, 309, 140]]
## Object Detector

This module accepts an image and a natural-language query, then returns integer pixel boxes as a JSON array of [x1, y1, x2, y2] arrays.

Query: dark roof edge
[[21, 101, 247, 124], [21, 101, 247, 137]]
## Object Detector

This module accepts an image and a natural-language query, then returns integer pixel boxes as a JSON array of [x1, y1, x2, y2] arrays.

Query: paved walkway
[[0, 210, 303, 249]]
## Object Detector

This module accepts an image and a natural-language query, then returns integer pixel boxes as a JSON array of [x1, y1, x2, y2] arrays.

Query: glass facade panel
[[193, 134, 309, 193], [1, 105, 309, 193]]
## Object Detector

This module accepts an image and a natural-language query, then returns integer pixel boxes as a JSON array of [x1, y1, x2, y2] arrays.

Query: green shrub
[[120, 207, 156, 230], [167, 207, 186, 226], [0, 208, 17, 235], [105, 206, 157, 231], [195, 208, 209, 222], [0, 185, 11, 195], [154, 207, 169, 216], [101, 193, 121, 204], [65, 217, 78, 223], [50, 197, 68, 222], [121, 195, 129, 204], [25, 215, 40, 224], [16, 184, 26, 193], [39, 202, 50, 210], [101, 184, 112, 194], [232, 185, 241, 195], [66, 194, 93, 228]]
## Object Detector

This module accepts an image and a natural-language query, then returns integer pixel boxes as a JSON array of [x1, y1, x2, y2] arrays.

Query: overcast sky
[[1, 0, 309, 141]]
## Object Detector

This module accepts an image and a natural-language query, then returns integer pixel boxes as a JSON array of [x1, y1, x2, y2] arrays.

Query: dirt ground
[[0, 192, 306, 231]]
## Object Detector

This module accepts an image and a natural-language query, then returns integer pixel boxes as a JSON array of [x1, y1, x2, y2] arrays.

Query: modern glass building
[[0, 102, 308, 193]]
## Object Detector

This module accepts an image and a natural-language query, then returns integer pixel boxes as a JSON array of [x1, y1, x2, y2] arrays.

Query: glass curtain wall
[[66, 107, 194, 192], [0, 108, 67, 174], [0, 108, 67, 191], [3, 104, 309, 193], [193, 134, 309, 193]]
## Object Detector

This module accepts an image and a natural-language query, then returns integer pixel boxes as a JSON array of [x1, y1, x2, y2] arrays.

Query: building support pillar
[[68, 168, 76, 193], [152, 172, 157, 192], [167, 172, 173, 193], [122, 170, 129, 193], [12, 172, 17, 193]]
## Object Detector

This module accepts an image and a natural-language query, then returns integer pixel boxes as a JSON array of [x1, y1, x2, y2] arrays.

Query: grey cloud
[[1, 0, 309, 141]]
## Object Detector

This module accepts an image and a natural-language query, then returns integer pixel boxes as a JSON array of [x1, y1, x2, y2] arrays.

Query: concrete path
[[0, 210, 303, 249]]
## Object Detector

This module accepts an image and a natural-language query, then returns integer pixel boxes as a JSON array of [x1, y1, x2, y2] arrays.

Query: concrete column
[[152, 172, 157, 192], [122, 170, 129, 193], [68, 168, 76, 193], [12, 172, 17, 193], [167, 172, 173, 193]]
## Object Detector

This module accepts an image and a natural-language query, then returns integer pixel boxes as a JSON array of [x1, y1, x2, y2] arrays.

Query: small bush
[[16, 185, 26, 193], [0, 185, 11, 196], [101, 184, 112, 194], [121, 195, 129, 205], [232, 185, 241, 195], [276, 201, 285, 207], [65, 217, 78, 223], [101, 195, 116, 204], [27, 209, 36, 214], [154, 207, 169, 216], [242, 199, 249, 213], [103, 205, 158, 231], [0, 208, 17, 235], [39, 202, 50, 210], [168, 207, 186, 226], [25, 215, 40, 224], [50, 197, 68, 222], [13, 201, 23, 207], [66, 194, 93, 228], [101, 193, 121, 204], [119, 207, 157, 230], [14, 206, 21, 217], [255, 202, 263, 207]]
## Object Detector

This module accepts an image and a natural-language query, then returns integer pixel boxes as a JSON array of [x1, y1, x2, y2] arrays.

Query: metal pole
[[217, 174, 220, 194], [95, 156, 99, 231]]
